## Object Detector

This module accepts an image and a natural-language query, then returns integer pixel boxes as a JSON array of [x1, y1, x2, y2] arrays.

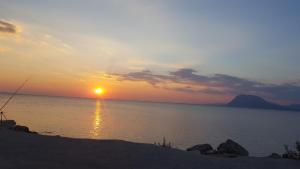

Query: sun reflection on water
[[90, 99, 103, 138]]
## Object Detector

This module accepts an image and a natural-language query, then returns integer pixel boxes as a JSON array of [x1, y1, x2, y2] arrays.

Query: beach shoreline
[[0, 129, 299, 169]]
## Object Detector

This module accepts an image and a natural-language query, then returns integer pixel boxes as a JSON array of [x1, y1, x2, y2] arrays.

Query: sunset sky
[[1, 0, 300, 104]]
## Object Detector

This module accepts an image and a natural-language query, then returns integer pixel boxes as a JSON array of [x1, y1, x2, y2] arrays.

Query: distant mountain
[[288, 104, 300, 110], [227, 95, 299, 111]]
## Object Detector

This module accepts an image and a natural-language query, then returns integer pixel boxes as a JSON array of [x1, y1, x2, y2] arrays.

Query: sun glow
[[94, 88, 104, 95]]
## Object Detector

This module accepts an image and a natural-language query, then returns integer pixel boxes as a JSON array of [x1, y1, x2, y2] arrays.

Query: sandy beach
[[0, 129, 299, 169]]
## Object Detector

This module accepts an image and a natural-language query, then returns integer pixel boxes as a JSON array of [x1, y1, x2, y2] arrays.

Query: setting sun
[[2, 1, 300, 168], [94, 88, 104, 95]]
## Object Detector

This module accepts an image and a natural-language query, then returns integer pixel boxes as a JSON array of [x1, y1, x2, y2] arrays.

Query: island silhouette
[[227, 94, 300, 111]]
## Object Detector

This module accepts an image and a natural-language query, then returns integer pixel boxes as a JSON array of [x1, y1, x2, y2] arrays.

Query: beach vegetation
[[154, 137, 173, 149]]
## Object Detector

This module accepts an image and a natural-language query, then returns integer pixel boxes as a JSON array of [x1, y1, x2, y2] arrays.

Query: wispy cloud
[[0, 20, 19, 34], [111, 68, 300, 103]]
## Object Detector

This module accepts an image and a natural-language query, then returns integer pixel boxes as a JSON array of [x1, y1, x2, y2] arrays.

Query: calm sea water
[[1, 94, 300, 156]]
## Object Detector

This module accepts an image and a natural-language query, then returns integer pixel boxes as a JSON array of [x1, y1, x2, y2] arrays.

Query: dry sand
[[0, 129, 299, 169]]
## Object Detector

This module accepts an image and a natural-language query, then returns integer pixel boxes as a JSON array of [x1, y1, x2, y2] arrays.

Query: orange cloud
[[0, 47, 9, 53]]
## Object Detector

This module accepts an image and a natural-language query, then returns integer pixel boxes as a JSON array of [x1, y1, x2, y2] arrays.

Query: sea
[[1, 93, 300, 156]]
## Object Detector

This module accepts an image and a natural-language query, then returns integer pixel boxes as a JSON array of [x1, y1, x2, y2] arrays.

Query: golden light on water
[[91, 100, 103, 138]]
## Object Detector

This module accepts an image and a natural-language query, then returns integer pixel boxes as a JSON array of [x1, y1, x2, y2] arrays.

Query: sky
[[0, 0, 300, 104]]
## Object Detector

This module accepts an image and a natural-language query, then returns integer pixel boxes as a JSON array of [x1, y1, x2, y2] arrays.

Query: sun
[[94, 88, 104, 95]]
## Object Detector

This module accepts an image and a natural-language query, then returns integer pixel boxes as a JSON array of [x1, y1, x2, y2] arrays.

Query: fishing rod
[[0, 79, 29, 125]]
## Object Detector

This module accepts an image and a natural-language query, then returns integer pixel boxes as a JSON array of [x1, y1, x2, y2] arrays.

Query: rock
[[30, 131, 39, 134], [269, 153, 281, 159], [187, 144, 214, 154], [217, 139, 249, 156], [282, 152, 298, 159], [220, 153, 239, 158], [9, 125, 30, 133], [205, 149, 218, 155]]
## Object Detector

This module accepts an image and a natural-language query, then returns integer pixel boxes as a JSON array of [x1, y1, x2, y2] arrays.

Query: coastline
[[0, 129, 299, 169]]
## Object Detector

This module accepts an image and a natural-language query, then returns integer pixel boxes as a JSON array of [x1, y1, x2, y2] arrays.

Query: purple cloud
[[112, 68, 300, 103]]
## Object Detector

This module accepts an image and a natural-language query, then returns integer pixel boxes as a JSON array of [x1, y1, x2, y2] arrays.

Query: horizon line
[[0, 91, 224, 107]]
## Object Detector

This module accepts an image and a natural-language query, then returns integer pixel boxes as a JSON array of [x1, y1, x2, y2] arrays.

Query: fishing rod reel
[[0, 110, 17, 128]]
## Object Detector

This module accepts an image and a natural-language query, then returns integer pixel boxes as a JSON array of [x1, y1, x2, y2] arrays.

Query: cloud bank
[[112, 68, 300, 103], [0, 20, 18, 34]]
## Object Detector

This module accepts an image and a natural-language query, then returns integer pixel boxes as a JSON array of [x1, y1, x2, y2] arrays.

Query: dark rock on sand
[[282, 152, 299, 159], [187, 144, 214, 154], [9, 125, 30, 133], [269, 153, 281, 159], [205, 149, 218, 155], [217, 139, 249, 156]]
